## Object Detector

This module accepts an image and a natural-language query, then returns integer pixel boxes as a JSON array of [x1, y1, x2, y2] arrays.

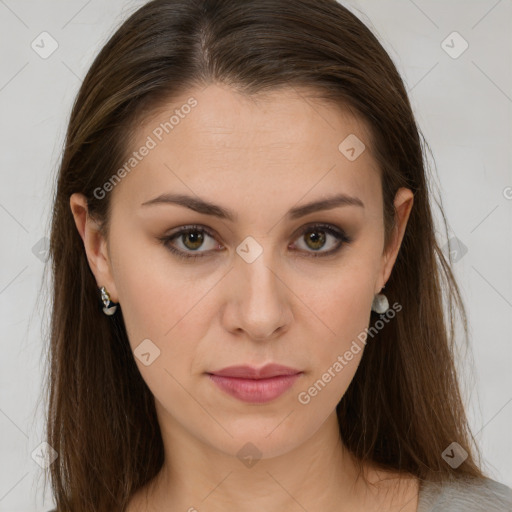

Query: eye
[[159, 223, 352, 261], [289, 223, 352, 258], [158, 225, 220, 260]]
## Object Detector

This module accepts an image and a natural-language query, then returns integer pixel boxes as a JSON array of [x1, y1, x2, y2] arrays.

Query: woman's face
[[74, 83, 413, 459]]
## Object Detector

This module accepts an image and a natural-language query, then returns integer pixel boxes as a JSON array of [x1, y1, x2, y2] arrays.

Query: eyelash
[[158, 223, 352, 261]]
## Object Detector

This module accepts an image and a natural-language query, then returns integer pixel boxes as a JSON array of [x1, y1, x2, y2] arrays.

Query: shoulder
[[417, 476, 512, 512]]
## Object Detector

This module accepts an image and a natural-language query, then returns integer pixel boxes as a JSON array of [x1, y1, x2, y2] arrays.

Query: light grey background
[[0, 0, 511, 510]]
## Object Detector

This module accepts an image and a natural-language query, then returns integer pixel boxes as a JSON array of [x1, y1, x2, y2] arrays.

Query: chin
[[201, 415, 319, 462]]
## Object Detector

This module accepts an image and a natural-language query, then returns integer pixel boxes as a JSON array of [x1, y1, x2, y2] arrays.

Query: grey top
[[46, 476, 512, 511], [417, 476, 512, 511]]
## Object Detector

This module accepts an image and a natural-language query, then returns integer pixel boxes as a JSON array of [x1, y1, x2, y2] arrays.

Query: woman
[[44, 0, 512, 511]]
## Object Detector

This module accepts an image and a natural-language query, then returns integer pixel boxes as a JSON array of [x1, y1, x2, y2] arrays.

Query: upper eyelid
[[166, 222, 344, 238]]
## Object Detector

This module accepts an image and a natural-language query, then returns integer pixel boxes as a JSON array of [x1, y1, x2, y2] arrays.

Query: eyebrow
[[140, 192, 364, 221]]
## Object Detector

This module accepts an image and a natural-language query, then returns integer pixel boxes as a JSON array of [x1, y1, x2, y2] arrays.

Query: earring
[[100, 286, 118, 316], [371, 291, 389, 314]]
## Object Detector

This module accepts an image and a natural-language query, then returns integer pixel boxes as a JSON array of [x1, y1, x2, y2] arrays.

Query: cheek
[[296, 263, 375, 403], [111, 228, 214, 342], [110, 239, 223, 396], [301, 259, 375, 340]]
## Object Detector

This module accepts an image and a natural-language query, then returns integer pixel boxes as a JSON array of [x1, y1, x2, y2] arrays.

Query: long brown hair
[[44, 0, 485, 510]]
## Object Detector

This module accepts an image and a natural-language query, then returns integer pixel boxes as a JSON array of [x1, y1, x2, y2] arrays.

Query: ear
[[69, 193, 119, 302], [376, 187, 414, 293]]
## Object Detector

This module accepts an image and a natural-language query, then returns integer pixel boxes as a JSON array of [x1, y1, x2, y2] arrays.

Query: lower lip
[[207, 373, 302, 403]]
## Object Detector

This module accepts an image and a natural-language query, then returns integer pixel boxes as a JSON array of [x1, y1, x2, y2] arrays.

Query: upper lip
[[208, 363, 302, 379]]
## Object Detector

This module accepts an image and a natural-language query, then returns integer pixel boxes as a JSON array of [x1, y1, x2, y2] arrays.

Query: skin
[[70, 83, 416, 512]]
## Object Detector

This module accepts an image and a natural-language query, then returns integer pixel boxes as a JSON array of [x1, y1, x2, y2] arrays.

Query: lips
[[207, 364, 303, 403], [208, 363, 302, 379]]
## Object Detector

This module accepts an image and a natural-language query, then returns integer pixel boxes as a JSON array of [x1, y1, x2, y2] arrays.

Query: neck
[[131, 407, 397, 512]]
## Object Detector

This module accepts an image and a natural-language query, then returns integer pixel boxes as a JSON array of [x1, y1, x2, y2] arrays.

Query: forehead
[[139, 83, 374, 153], [113, 83, 382, 221]]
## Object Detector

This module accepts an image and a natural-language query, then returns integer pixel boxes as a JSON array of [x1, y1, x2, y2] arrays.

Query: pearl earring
[[371, 290, 389, 314]]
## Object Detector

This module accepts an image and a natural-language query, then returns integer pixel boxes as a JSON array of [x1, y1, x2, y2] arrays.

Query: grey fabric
[[46, 477, 512, 511], [417, 477, 512, 512]]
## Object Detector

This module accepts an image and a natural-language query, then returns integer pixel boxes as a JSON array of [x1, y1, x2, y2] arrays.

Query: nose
[[221, 253, 292, 341]]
